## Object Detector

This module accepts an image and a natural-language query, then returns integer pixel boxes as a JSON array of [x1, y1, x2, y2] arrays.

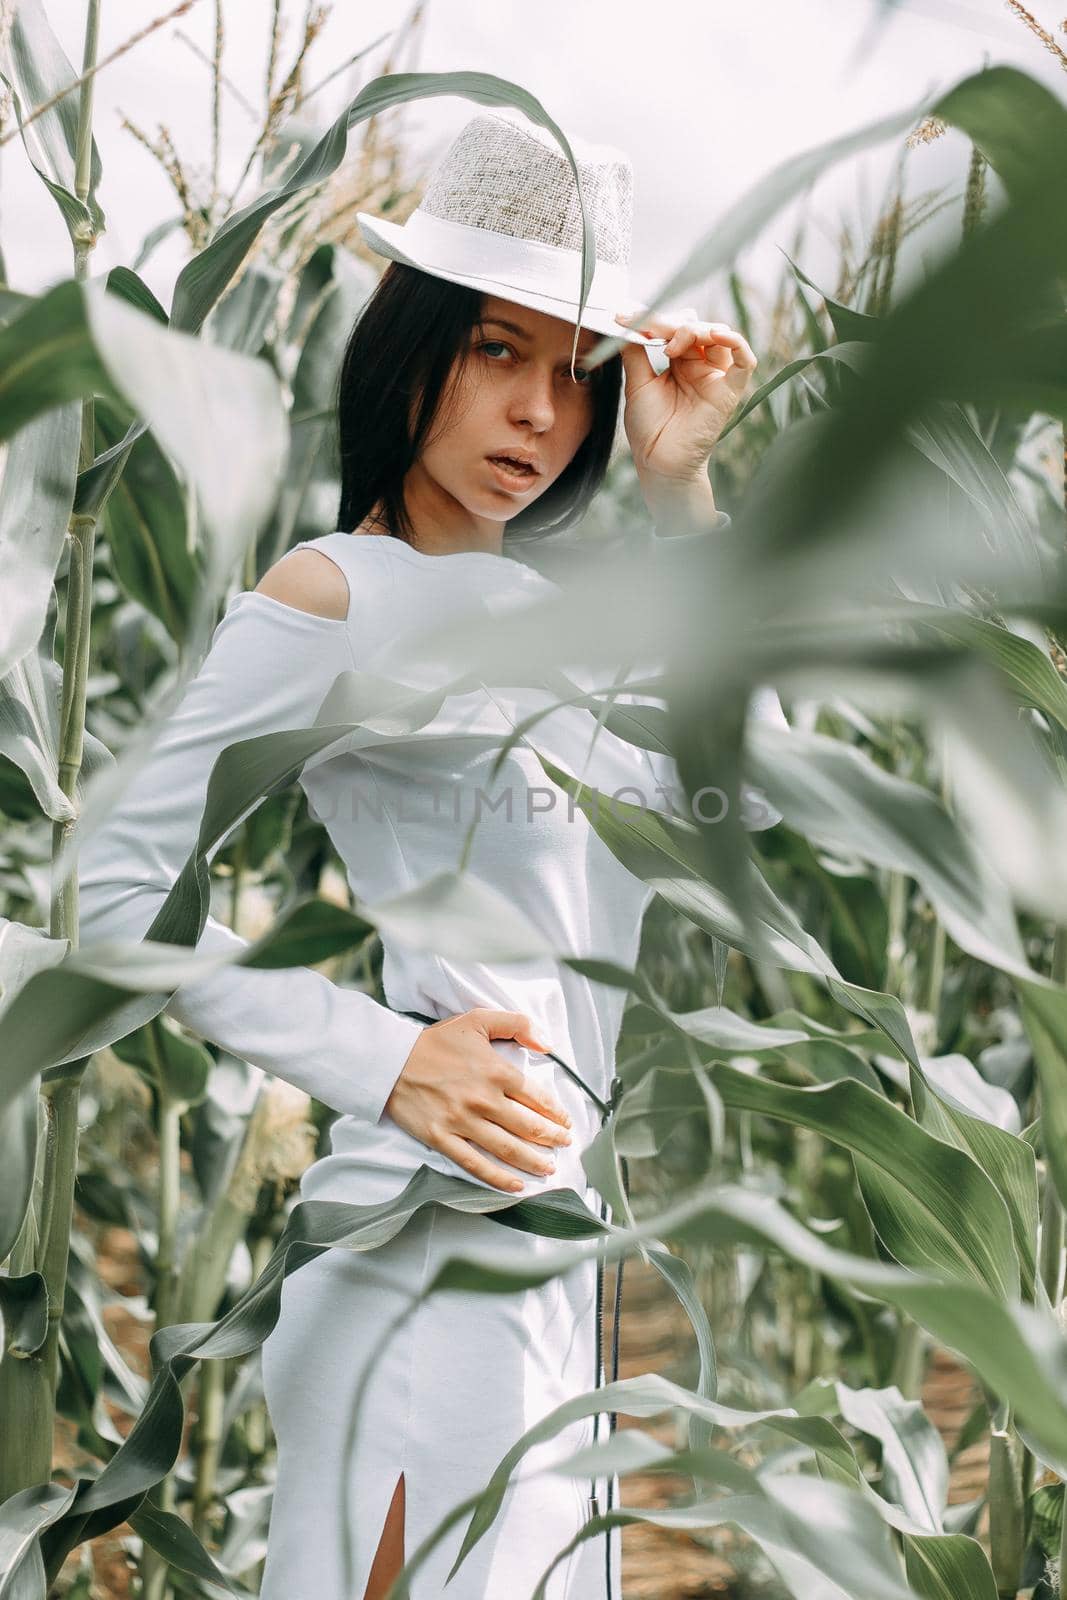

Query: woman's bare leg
[[362, 1471, 406, 1600]]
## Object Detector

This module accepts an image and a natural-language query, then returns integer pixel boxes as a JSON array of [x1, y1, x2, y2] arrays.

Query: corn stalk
[[139, 1051, 183, 1600], [0, 0, 102, 1503]]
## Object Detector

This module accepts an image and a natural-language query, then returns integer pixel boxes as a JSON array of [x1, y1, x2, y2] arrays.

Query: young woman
[[78, 109, 768, 1599]]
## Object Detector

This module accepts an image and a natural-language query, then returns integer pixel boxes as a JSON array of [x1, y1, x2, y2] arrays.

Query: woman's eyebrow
[[481, 317, 597, 355], [482, 316, 533, 340]]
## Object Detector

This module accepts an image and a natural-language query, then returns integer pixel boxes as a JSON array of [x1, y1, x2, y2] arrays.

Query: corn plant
[[3, 4, 1067, 1597]]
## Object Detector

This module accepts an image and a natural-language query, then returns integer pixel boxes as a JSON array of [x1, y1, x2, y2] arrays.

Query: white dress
[[77, 528, 785, 1600]]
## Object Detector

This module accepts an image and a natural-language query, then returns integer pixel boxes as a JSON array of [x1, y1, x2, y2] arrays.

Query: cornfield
[[3, 2, 1067, 1597]]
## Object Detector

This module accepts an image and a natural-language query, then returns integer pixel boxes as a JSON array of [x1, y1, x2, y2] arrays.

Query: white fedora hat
[[355, 107, 667, 353]]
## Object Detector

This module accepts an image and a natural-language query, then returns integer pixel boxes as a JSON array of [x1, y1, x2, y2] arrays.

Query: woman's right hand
[[382, 1008, 574, 1192]]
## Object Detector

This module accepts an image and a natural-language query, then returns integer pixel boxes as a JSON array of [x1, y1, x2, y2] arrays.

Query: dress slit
[[260, 1195, 620, 1598]]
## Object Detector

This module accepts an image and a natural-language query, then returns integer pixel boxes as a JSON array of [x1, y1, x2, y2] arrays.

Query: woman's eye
[[478, 341, 591, 385]]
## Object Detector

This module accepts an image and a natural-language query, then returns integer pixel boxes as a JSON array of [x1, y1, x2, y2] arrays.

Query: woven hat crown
[[418, 110, 634, 268]]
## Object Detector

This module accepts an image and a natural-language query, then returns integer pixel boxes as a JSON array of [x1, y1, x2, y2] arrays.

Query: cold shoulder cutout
[[255, 545, 353, 623]]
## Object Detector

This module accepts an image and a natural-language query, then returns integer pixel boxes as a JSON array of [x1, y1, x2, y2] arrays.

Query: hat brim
[[356, 212, 664, 350]]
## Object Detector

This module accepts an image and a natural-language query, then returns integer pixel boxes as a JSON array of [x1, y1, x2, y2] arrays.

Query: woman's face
[[410, 293, 600, 529]]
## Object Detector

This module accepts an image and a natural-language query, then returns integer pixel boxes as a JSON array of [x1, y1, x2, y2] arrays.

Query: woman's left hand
[[615, 306, 757, 485]]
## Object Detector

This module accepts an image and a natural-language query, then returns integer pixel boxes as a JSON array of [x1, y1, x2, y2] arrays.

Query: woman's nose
[[509, 371, 556, 431]]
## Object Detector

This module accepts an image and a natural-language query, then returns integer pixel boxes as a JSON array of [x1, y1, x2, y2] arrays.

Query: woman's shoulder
[[253, 532, 395, 625]]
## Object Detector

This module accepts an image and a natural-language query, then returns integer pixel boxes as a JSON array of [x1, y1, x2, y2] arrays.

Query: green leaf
[[905, 400, 1035, 565], [92, 397, 198, 645], [41, 1171, 624, 1563], [1017, 981, 1067, 1216], [1029, 1480, 1063, 1559], [1, 607, 113, 882], [717, 341, 872, 441], [422, 1401, 985, 1600], [935, 62, 1067, 203], [265, 247, 373, 556], [911, 1064, 1038, 1301], [171, 72, 602, 337], [36, 1171, 1067, 1567], [902, 1531, 999, 1600], [366, 868, 555, 962], [129, 1503, 248, 1598], [728, 69, 1067, 578], [81, 285, 288, 572], [913, 608, 1067, 734], [743, 720, 1032, 978], [529, 745, 922, 1070], [586, 79, 945, 366], [527, 1459, 924, 1600], [784, 252, 878, 342], [225, 895, 373, 970], [834, 1384, 948, 1533], [0, 283, 288, 574], [443, 1420, 929, 1600], [0, 399, 79, 681], [0, 282, 116, 452], [726, 354, 1039, 566], [0, 1084, 38, 1268], [207, 264, 283, 356], [0, 1484, 77, 1600], [72, 421, 145, 522], [103, 268, 167, 324], [0, 1273, 48, 1360], [0, 0, 105, 243], [111, 1017, 212, 1110], [746, 1406, 995, 1600], [0, 937, 255, 1106], [0, 289, 32, 326], [623, 1062, 1020, 1296], [132, 217, 185, 273], [0, 920, 68, 1263]]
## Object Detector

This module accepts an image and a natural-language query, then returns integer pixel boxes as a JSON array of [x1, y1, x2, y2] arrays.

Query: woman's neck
[[362, 462, 508, 558], [356, 504, 505, 560]]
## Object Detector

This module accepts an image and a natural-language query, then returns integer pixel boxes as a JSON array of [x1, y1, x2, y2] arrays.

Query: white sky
[[3, 0, 1065, 324]]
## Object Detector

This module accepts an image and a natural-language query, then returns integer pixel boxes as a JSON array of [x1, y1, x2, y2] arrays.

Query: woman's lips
[[486, 456, 539, 491]]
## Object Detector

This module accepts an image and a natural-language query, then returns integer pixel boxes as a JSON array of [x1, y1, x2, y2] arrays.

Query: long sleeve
[[76, 590, 425, 1125]]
